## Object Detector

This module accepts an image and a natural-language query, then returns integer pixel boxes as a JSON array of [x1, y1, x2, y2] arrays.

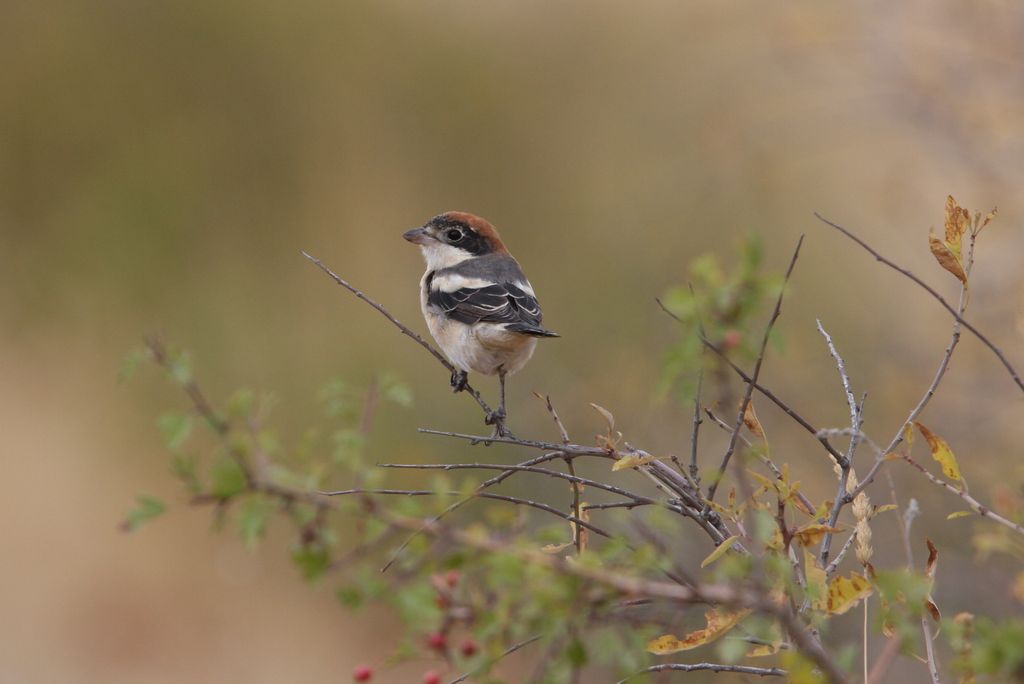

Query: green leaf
[[157, 412, 193, 451], [118, 348, 147, 384], [701, 535, 740, 568], [171, 453, 202, 494], [566, 639, 588, 667], [238, 497, 276, 549], [211, 458, 247, 499], [122, 495, 166, 532], [381, 374, 414, 408], [336, 586, 364, 610], [227, 388, 255, 419], [291, 543, 331, 582]]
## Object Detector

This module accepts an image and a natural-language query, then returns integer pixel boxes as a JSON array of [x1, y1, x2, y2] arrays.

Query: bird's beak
[[403, 227, 434, 245]]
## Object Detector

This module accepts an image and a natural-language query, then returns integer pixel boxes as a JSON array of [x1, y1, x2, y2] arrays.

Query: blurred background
[[3, 0, 1024, 681]]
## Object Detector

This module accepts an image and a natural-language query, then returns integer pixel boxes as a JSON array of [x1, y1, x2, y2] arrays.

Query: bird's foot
[[450, 370, 468, 393], [485, 408, 508, 439]]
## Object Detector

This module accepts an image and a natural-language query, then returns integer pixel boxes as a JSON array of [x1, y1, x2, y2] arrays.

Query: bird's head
[[403, 212, 508, 270]]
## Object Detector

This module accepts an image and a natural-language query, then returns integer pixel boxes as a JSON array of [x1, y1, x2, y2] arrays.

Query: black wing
[[428, 282, 558, 337]]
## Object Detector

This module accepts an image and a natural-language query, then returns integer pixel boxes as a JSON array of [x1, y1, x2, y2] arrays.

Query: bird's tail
[[506, 323, 560, 338]]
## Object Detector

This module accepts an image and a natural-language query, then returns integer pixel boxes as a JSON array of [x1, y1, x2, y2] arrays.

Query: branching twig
[[320, 487, 614, 539], [301, 251, 496, 416], [706, 235, 805, 502], [618, 662, 787, 682], [902, 455, 1024, 536], [814, 213, 1023, 394], [447, 635, 542, 684], [816, 320, 864, 566]]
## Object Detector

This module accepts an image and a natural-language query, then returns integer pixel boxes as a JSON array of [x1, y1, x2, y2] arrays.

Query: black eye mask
[[426, 216, 493, 256]]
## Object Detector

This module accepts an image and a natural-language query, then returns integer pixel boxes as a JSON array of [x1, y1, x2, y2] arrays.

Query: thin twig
[[690, 369, 704, 484], [813, 212, 1023, 394], [816, 320, 864, 566], [447, 635, 543, 684], [376, 462, 672, 510], [618, 662, 787, 682], [378, 449, 568, 572], [320, 487, 614, 539], [842, 231, 974, 503], [707, 235, 805, 502], [301, 250, 495, 416], [901, 455, 1024, 536], [537, 394, 583, 553], [704, 408, 817, 516]]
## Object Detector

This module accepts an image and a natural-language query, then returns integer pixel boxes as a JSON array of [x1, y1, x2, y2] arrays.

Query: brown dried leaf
[[925, 538, 939, 579], [541, 542, 573, 554], [794, 523, 842, 547], [743, 401, 766, 439], [929, 230, 968, 284], [944, 195, 970, 251], [645, 609, 752, 654]]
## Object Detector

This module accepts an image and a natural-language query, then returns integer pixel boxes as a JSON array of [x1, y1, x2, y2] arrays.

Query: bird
[[403, 211, 558, 435]]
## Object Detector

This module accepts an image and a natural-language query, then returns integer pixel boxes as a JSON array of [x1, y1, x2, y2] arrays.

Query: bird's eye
[[446, 229, 464, 242]]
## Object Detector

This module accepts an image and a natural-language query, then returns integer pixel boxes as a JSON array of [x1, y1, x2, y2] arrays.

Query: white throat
[[419, 241, 472, 271]]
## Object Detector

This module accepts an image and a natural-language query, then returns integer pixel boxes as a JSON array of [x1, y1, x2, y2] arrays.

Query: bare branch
[[902, 455, 1024, 536], [448, 635, 542, 684], [618, 662, 787, 682], [813, 212, 1024, 394], [376, 462, 673, 510], [707, 235, 805, 502], [689, 369, 704, 484], [301, 250, 495, 416], [816, 320, 864, 566], [320, 487, 614, 539]]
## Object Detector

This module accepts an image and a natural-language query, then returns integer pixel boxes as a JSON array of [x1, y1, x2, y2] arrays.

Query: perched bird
[[403, 212, 558, 434]]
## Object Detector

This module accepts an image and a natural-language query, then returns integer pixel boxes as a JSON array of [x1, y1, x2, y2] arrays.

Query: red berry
[[427, 632, 447, 651], [460, 639, 478, 657], [445, 569, 461, 588], [722, 329, 743, 349], [423, 671, 441, 684], [352, 664, 373, 681]]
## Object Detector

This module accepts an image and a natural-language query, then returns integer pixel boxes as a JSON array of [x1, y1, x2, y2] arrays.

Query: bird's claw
[[450, 370, 468, 393], [485, 408, 508, 438]]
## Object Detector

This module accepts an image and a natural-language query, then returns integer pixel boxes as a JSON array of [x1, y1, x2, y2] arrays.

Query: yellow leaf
[[791, 491, 816, 518], [541, 542, 573, 554], [874, 504, 898, 515], [929, 230, 968, 284], [612, 453, 656, 471], [743, 401, 766, 439], [805, 550, 828, 611], [903, 422, 915, 453], [825, 572, 873, 615], [700, 535, 740, 568], [947, 511, 973, 520], [914, 422, 963, 481], [645, 609, 752, 654], [747, 640, 783, 658], [794, 523, 842, 547], [571, 503, 591, 552], [1012, 573, 1024, 603]]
